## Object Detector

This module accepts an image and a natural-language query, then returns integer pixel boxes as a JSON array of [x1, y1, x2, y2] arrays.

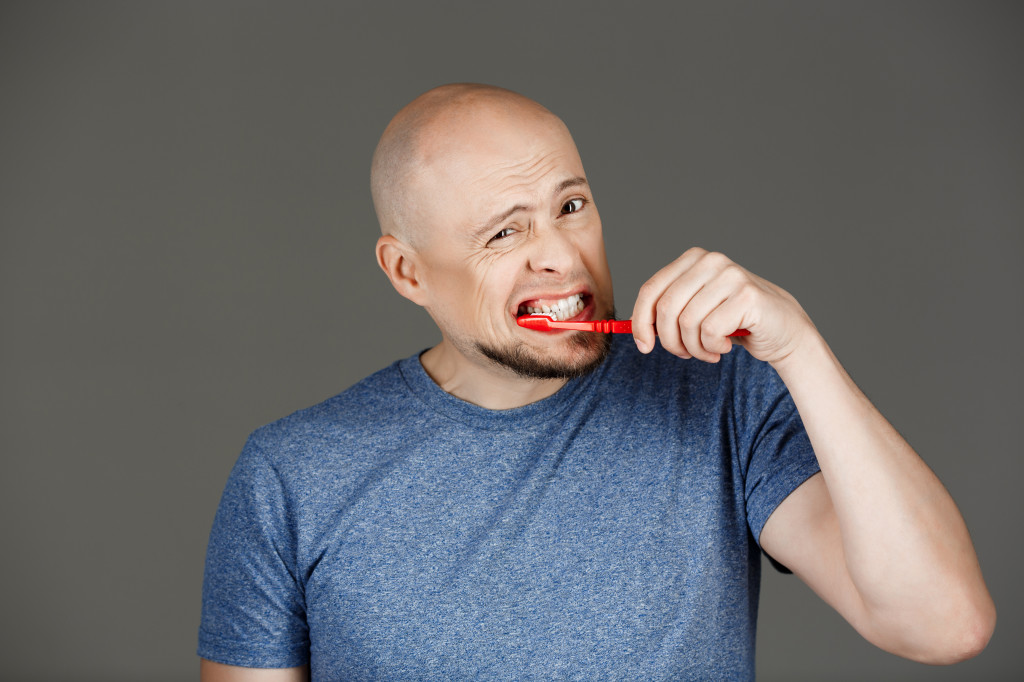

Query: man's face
[[411, 107, 615, 380]]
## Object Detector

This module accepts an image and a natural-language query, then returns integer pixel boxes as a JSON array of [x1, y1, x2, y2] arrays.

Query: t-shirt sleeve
[[729, 348, 821, 558], [198, 434, 310, 667]]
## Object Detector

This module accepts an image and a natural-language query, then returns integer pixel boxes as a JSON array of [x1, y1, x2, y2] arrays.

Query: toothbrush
[[517, 314, 750, 337]]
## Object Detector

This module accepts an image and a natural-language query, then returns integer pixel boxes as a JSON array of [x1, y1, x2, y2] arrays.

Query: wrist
[[769, 325, 833, 384]]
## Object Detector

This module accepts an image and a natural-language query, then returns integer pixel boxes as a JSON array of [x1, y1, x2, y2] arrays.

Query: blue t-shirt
[[199, 337, 820, 680]]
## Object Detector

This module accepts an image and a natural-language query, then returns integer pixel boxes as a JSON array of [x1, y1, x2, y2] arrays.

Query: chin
[[476, 329, 612, 380]]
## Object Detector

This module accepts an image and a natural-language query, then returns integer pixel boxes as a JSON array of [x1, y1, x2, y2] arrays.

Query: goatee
[[476, 328, 612, 380]]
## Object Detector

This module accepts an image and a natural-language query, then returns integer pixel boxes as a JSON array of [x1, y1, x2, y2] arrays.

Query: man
[[199, 84, 995, 680]]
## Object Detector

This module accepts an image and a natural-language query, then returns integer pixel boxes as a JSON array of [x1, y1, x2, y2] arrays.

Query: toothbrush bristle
[[517, 314, 554, 330]]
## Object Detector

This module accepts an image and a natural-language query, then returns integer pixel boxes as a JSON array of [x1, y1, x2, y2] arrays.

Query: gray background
[[1, 1, 1020, 680]]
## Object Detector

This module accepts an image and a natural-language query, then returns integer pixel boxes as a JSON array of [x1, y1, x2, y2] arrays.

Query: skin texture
[[200, 660, 308, 681], [204, 84, 995, 678]]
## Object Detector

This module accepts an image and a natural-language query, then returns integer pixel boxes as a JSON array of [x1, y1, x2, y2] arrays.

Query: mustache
[[510, 273, 596, 300]]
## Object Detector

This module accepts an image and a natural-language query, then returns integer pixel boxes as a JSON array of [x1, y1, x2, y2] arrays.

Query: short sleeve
[[728, 349, 821, 553], [198, 434, 310, 667]]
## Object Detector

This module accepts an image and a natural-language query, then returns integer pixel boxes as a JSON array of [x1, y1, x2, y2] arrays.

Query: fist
[[630, 247, 816, 365]]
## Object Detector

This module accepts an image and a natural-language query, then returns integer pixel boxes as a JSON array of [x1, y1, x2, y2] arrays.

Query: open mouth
[[516, 292, 588, 322]]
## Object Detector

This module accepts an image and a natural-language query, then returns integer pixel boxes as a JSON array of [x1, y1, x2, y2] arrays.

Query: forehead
[[416, 110, 587, 225]]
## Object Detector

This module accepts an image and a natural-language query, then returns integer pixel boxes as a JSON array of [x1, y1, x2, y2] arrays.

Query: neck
[[420, 340, 568, 410]]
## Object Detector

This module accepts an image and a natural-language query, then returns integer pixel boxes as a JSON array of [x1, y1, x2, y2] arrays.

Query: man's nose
[[526, 222, 579, 275]]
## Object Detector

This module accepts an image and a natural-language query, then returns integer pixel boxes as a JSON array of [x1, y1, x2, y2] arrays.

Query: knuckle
[[722, 263, 745, 280], [706, 251, 731, 268], [637, 280, 659, 301], [737, 281, 760, 303], [701, 327, 729, 354], [678, 309, 698, 330]]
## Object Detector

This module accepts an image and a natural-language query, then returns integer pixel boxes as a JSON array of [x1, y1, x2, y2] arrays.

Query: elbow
[[904, 596, 997, 665], [936, 599, 996, 665], [867, 589, 996, 665]]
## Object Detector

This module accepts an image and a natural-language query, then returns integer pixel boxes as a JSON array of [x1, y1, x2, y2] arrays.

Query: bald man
[[199, 84, 994, 680]]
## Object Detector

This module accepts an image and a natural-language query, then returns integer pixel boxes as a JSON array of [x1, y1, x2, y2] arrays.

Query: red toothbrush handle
[[621, 320, 750, 337], [515, 314, 749, 336], [590, 319, 634, 333]]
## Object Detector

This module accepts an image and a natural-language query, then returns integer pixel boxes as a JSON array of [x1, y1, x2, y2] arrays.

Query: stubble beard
[[475, 320, 614, 381]]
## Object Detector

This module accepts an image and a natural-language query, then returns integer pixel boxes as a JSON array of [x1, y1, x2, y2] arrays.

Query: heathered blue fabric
[[199, 336, 820, 680]]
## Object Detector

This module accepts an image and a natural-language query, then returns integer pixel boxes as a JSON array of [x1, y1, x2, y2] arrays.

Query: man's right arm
[[200, 438, 311, 674], [200, 659, 309, 681]]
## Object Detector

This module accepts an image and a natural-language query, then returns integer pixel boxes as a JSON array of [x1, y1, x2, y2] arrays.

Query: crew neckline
[[397, 341, 617, 430]]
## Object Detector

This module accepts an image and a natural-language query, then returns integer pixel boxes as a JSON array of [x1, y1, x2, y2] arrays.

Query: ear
[[376, 234, 429, 307]]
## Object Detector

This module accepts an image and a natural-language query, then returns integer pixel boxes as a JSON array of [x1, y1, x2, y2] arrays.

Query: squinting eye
[[562, 198, 586, 214], [490, 227, 516, 242]]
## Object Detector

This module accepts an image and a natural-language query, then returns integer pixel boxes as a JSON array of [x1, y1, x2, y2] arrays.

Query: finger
[[677, 264, 750, 362], [631, 247, 709, 353], [675, 284, 732, 363], [654, 275, 708, 359], [652, 255, 730, 358], [699, 294, 752, 357]]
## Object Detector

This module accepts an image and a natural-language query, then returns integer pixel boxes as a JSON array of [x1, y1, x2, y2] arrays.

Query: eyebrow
[[472, 176, 590, 238], [552, 176, 589, 196]]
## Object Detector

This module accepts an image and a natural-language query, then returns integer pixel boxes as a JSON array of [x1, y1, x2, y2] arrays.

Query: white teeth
[[525, 293, 584, 321]]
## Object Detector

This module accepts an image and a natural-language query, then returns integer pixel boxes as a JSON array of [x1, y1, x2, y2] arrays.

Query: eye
[[489, 226, 516, 243], [561, 198, 586, 214]]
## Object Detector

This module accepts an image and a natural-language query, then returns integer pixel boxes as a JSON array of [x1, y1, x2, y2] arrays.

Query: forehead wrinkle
[[468, 151, 588, 239], [476, 150, 568, 199], [468, 158, 564, 236]]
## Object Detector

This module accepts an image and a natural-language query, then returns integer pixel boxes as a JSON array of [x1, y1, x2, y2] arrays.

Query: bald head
[[370, 84, 567, 246]]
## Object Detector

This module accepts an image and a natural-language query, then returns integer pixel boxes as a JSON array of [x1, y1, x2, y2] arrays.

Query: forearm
[[629, 246, 995, 659], [200, 660, 310, 681], [772, 332, 995, 657]]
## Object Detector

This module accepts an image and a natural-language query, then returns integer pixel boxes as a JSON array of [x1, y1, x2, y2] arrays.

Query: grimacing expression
[[412, 104, 616, 380]]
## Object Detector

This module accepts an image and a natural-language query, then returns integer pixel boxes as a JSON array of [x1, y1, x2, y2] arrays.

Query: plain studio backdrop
[[1, 2, 1021, 680]]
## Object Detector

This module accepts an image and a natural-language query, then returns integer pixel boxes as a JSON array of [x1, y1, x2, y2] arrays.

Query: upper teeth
[[525, 293, 584, 321]]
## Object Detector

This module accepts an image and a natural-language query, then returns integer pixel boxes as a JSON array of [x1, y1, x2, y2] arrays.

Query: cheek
[[433, 256, 512, 321], [475, 266, 516, 317], [577, 232, 614, 305], [576, 230, 610, 275]]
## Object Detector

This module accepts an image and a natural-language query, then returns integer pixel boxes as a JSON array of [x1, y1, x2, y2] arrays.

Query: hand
[[630, 247, 817, 365]]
